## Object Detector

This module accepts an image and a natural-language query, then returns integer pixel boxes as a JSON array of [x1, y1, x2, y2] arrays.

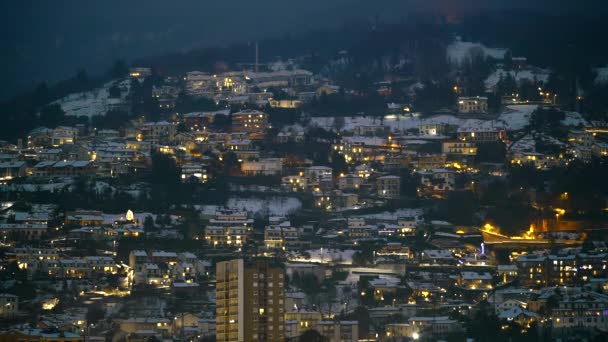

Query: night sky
[[1, 0, 606, 99]]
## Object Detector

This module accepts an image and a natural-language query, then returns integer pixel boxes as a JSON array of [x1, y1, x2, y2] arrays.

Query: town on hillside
[[1, 10, 608, 342]]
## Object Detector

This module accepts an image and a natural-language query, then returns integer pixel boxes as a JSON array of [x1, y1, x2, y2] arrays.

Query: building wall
[[216, 259, 285, 342], [442, 141, 477, 155], [0, 295, 18, 318], [377, 176, 401, 199], [231, 111, 269, 140], [458, 97, 488, 113], [457, 130, 505, 143]]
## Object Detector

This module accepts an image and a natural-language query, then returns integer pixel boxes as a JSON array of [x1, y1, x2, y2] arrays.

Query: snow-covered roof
[[180, 252, 197, 259], [173, 282, 199, 288], [377, 175, 400, 180], [409, 316, 455, 323], [343, 136, 386, 146], [423, 249, 453, 259], [497, 265, 518, 271], [0, 223, 47, 229], [0, 161, 25, 168], [516, 254, 546, 262], [131, 250, 147, 257], [461, 272, 493, 280], [151, 251, 178, 257], [498, 306, 538, 319], [34, 160, 91, 168], [369, 278, 401, 287]]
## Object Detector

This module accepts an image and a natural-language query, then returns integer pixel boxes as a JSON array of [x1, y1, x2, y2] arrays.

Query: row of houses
[[515, 252, 608, 287], [128, 250, 207, 286]]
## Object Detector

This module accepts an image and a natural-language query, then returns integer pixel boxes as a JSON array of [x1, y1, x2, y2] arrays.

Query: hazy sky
[[1, 0, 607, 99]]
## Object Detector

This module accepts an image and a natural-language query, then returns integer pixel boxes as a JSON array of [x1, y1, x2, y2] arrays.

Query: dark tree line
[[0, 69, 98, 142], [461, 11, 608, 116], [0, 60, 136, 142], [304, 91, 387, 117]]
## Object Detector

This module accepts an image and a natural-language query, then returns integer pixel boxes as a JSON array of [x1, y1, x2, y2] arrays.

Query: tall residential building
[[216, 259, 285, 342]]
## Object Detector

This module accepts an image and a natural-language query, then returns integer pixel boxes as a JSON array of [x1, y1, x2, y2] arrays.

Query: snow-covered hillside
[[485, 68, 551, 92], [562, 111, 587, 127], [447, 41, 507, 65], [594, 66, 608, 84], [309, 105, 540, 134], [496, 105, 538, 131], [54, 79, 131, 117], [198, 196, 302, 217]]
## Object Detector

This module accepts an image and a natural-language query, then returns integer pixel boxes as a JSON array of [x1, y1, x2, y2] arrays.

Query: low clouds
[[0, 0, 607, 99]]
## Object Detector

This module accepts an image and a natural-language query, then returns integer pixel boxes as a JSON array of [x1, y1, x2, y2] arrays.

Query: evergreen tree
[[109, 59, 129, 79], [39, 104, 65, 128], [298, 329, 326, 342]]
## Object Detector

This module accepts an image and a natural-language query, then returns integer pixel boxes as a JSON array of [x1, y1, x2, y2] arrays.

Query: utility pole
[[255, 43, 259, 73]]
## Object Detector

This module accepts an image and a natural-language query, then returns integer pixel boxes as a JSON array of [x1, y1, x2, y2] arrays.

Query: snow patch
[[594, 66, 608, 84], [309, 105, 537, 135], [498, 105, 538, 131], [447, 41, 507, 65], [509, 134, 536, 153], [54, 79, 130, 118], [289, 248, 356, 265], [198, 196, 302, 217], [562, 111, 587, 127]]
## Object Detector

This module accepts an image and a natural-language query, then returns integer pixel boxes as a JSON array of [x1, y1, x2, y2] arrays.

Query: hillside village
[[1, 23, 608, 342]]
